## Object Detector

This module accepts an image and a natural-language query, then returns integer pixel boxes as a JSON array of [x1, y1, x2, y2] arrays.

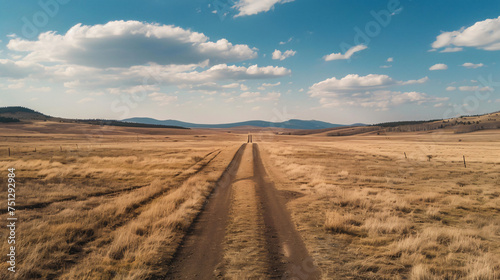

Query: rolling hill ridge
[[0, 107, 188, 129], [122, 117, 354, 130]]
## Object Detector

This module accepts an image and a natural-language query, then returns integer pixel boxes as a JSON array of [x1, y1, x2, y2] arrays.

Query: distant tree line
[[0, 116, 20, 123], [326, 126, 380, 136], [374, 119, 441, 128]]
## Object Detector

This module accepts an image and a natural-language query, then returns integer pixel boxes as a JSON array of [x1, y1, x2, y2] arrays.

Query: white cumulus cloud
[[309, 74, 428, 97], [431, 16, 500, 51], [0, 59, 44, 78], [309, 74, 440, 109], [7, 20, 258, 68], [309, 74, 395, 97], [317, 90, 447, 110], [272, 49, 296, 60]]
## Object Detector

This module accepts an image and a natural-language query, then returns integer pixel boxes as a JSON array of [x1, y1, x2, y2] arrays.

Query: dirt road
[[167, 143, 320, 279]]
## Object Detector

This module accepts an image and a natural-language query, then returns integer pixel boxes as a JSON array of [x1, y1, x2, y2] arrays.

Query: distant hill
[[3, 106, 497, 134], [123, 117, 349, 130], [0, 107, 188, 130], [373, 112, 500, 134], [288, 125, 379, 136], [0, 106, 50, 121]]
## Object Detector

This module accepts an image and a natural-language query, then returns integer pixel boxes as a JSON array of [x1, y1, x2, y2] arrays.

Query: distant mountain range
[[123, 117, 364, 130], [0, 106, 361, 130], [0, 106, 364, 130], [2, 106, 499, 133]]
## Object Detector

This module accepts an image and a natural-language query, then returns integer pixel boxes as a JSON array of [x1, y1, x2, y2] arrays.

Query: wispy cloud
[[279, 37, 293, 45], [462, 62, 484, 69], [429, 63, 448, 71], [148, 92, 177, 106], [233, 0, 294, 17], [324, 44, 367, 61], [261, 82, 280, 87], [240, 91, 260, 98], [440, 47, 463, 53], [7, 81, 25, 89], [391, 7, 403, 16], [78, 97, 94, 104], [458, 86, 493, 92]]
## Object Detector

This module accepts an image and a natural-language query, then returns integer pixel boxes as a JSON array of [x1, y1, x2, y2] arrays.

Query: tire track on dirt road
[[253, 143, 321, 279], [165, 144, 247, 280], [167, 142, 320, 279]]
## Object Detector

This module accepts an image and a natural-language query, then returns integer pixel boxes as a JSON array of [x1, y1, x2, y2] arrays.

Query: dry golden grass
[[0, 142, 219, 207], [223, 180, 268, 279], [60, 168, 234, 279], [0, 129, 243, 279], [325, 211, 360, 234], [259, 130, 500, 279], [1, 122, 499, 279], [410, 264, 436, 280]]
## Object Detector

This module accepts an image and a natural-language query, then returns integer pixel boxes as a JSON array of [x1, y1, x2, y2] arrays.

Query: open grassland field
[[0, 122, 243, 279], [258, 130, 500, 279], [0, 121, 499, 279]]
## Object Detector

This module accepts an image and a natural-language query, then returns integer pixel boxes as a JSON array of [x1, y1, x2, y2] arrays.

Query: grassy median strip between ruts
[[222, 144, 268, 279]]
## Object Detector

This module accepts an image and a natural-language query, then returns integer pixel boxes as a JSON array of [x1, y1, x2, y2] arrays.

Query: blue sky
[[0, 0, 499, 124]]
